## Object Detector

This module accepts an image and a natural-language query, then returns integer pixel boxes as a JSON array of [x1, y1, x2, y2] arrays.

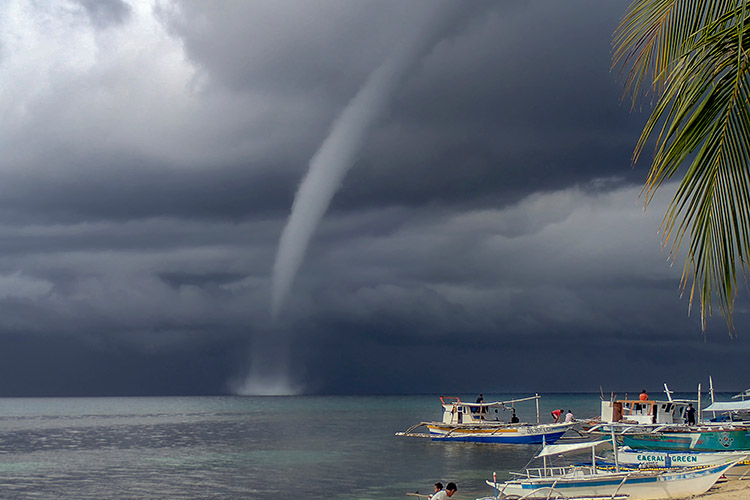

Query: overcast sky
[[0, 0, 748, 397]]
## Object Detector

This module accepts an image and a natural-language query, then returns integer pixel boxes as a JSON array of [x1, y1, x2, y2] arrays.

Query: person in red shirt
[[639, 390, 649, 401], [551, 408, 563, 423]]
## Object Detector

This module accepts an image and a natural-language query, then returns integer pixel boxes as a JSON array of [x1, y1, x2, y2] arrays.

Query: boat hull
[[426, 423, 573, 444], [616, 447, 750, 479], [490, 460, 736, 500], [621, 427, 750, 452]]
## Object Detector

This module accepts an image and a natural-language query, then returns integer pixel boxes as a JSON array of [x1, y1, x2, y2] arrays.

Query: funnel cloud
[[270, 1, 461, 319]]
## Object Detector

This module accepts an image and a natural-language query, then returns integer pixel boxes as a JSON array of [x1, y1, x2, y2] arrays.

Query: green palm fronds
[[614, 0, 750, 331]]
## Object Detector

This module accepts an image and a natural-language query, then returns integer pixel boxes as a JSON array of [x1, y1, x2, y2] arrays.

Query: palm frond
[[615, 0, 750, 332], [613, 0, 739, 102]]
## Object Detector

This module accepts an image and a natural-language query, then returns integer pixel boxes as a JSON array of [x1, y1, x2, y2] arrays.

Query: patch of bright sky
[[0, 0, 212, 167]]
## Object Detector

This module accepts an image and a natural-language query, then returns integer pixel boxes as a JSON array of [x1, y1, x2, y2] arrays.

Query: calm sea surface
[[0, 393, 718, 499]]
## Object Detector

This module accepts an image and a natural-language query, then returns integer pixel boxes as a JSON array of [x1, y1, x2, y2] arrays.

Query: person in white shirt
[[431, 482, 457, 499], [565, 410, 574, 423], [431, 483, 443, 498]]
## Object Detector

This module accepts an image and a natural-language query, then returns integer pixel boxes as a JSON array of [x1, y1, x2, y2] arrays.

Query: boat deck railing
[[514, 465, 599, 479]]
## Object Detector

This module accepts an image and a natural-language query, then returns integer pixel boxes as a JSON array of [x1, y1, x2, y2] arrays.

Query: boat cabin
[[438, 395, 538, 424], [600, 399, 691, 425]]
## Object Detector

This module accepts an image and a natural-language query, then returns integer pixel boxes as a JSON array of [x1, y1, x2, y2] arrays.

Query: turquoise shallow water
[[0, 393, 722, 499]]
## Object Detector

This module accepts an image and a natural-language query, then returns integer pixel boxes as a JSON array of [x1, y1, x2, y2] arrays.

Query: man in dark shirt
[[475, 394, 484, 417], [686, 404, 696, 425]]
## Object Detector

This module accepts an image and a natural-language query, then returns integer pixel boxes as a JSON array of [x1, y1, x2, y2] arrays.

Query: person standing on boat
[[565, 409, 574, 423], [551, 408, 563, 423], [475, 394, 484, 418], [686, 404, 697, 425], [510, 409, 519, 423], [639, 390, 649, 401]]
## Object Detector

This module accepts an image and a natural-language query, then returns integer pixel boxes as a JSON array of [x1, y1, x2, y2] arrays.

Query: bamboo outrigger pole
[[610, 426, 620, 473]]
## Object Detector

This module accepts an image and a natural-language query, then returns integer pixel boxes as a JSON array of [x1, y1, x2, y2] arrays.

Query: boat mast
[[663, 383, 674, 402], [535, 393, 540, 424]]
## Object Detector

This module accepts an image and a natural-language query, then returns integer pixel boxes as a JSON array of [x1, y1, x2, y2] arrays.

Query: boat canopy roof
[[704, 401, 750, 412], [536, 440, 610, 458], [613, 398, 694, 405], [440, 394, 539, 408]]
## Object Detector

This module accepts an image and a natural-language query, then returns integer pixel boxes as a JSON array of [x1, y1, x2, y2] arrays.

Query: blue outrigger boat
[[397, 394, 575, 444]]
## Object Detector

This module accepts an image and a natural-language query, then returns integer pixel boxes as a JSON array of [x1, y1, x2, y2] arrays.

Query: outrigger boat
[[615, 445, 750, 480], [620, 424, 750, 452], [583, 384, 696, 434], [396, 394, 575, 444], [704, 399, 750, 423], [704, 377, 750, 422], [586, 381, 750, 453], [481, 438, 743, 499]]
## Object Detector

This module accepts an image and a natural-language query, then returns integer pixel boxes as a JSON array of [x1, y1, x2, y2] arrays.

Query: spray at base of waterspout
[[230, 374, 304, 396]]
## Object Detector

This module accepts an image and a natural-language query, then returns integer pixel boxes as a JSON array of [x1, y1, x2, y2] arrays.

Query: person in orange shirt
[[639, 390, 648, 401]]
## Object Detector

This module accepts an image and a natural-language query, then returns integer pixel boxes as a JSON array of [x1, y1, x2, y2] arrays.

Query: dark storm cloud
[[289, 310, 749, 394], [0, 330, 246, 396], [335, 1, 647, 211], [0, 0, 746, 397], [162, 1, 485, 97], [162, 0, 648, 215], [2, 0, 642, 221], [0, 156, 295, 222]]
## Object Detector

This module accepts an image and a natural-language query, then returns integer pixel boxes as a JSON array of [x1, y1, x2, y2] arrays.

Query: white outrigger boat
[[615, 445, 750, 480], [397, 395, 575, 444], [583, 384, 696, 435], [588, 381, 750, 454], [481, 438, 743, 499]]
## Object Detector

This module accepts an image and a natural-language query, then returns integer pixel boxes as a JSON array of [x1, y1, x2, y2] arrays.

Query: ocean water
[[0, 392, 714, 499]]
